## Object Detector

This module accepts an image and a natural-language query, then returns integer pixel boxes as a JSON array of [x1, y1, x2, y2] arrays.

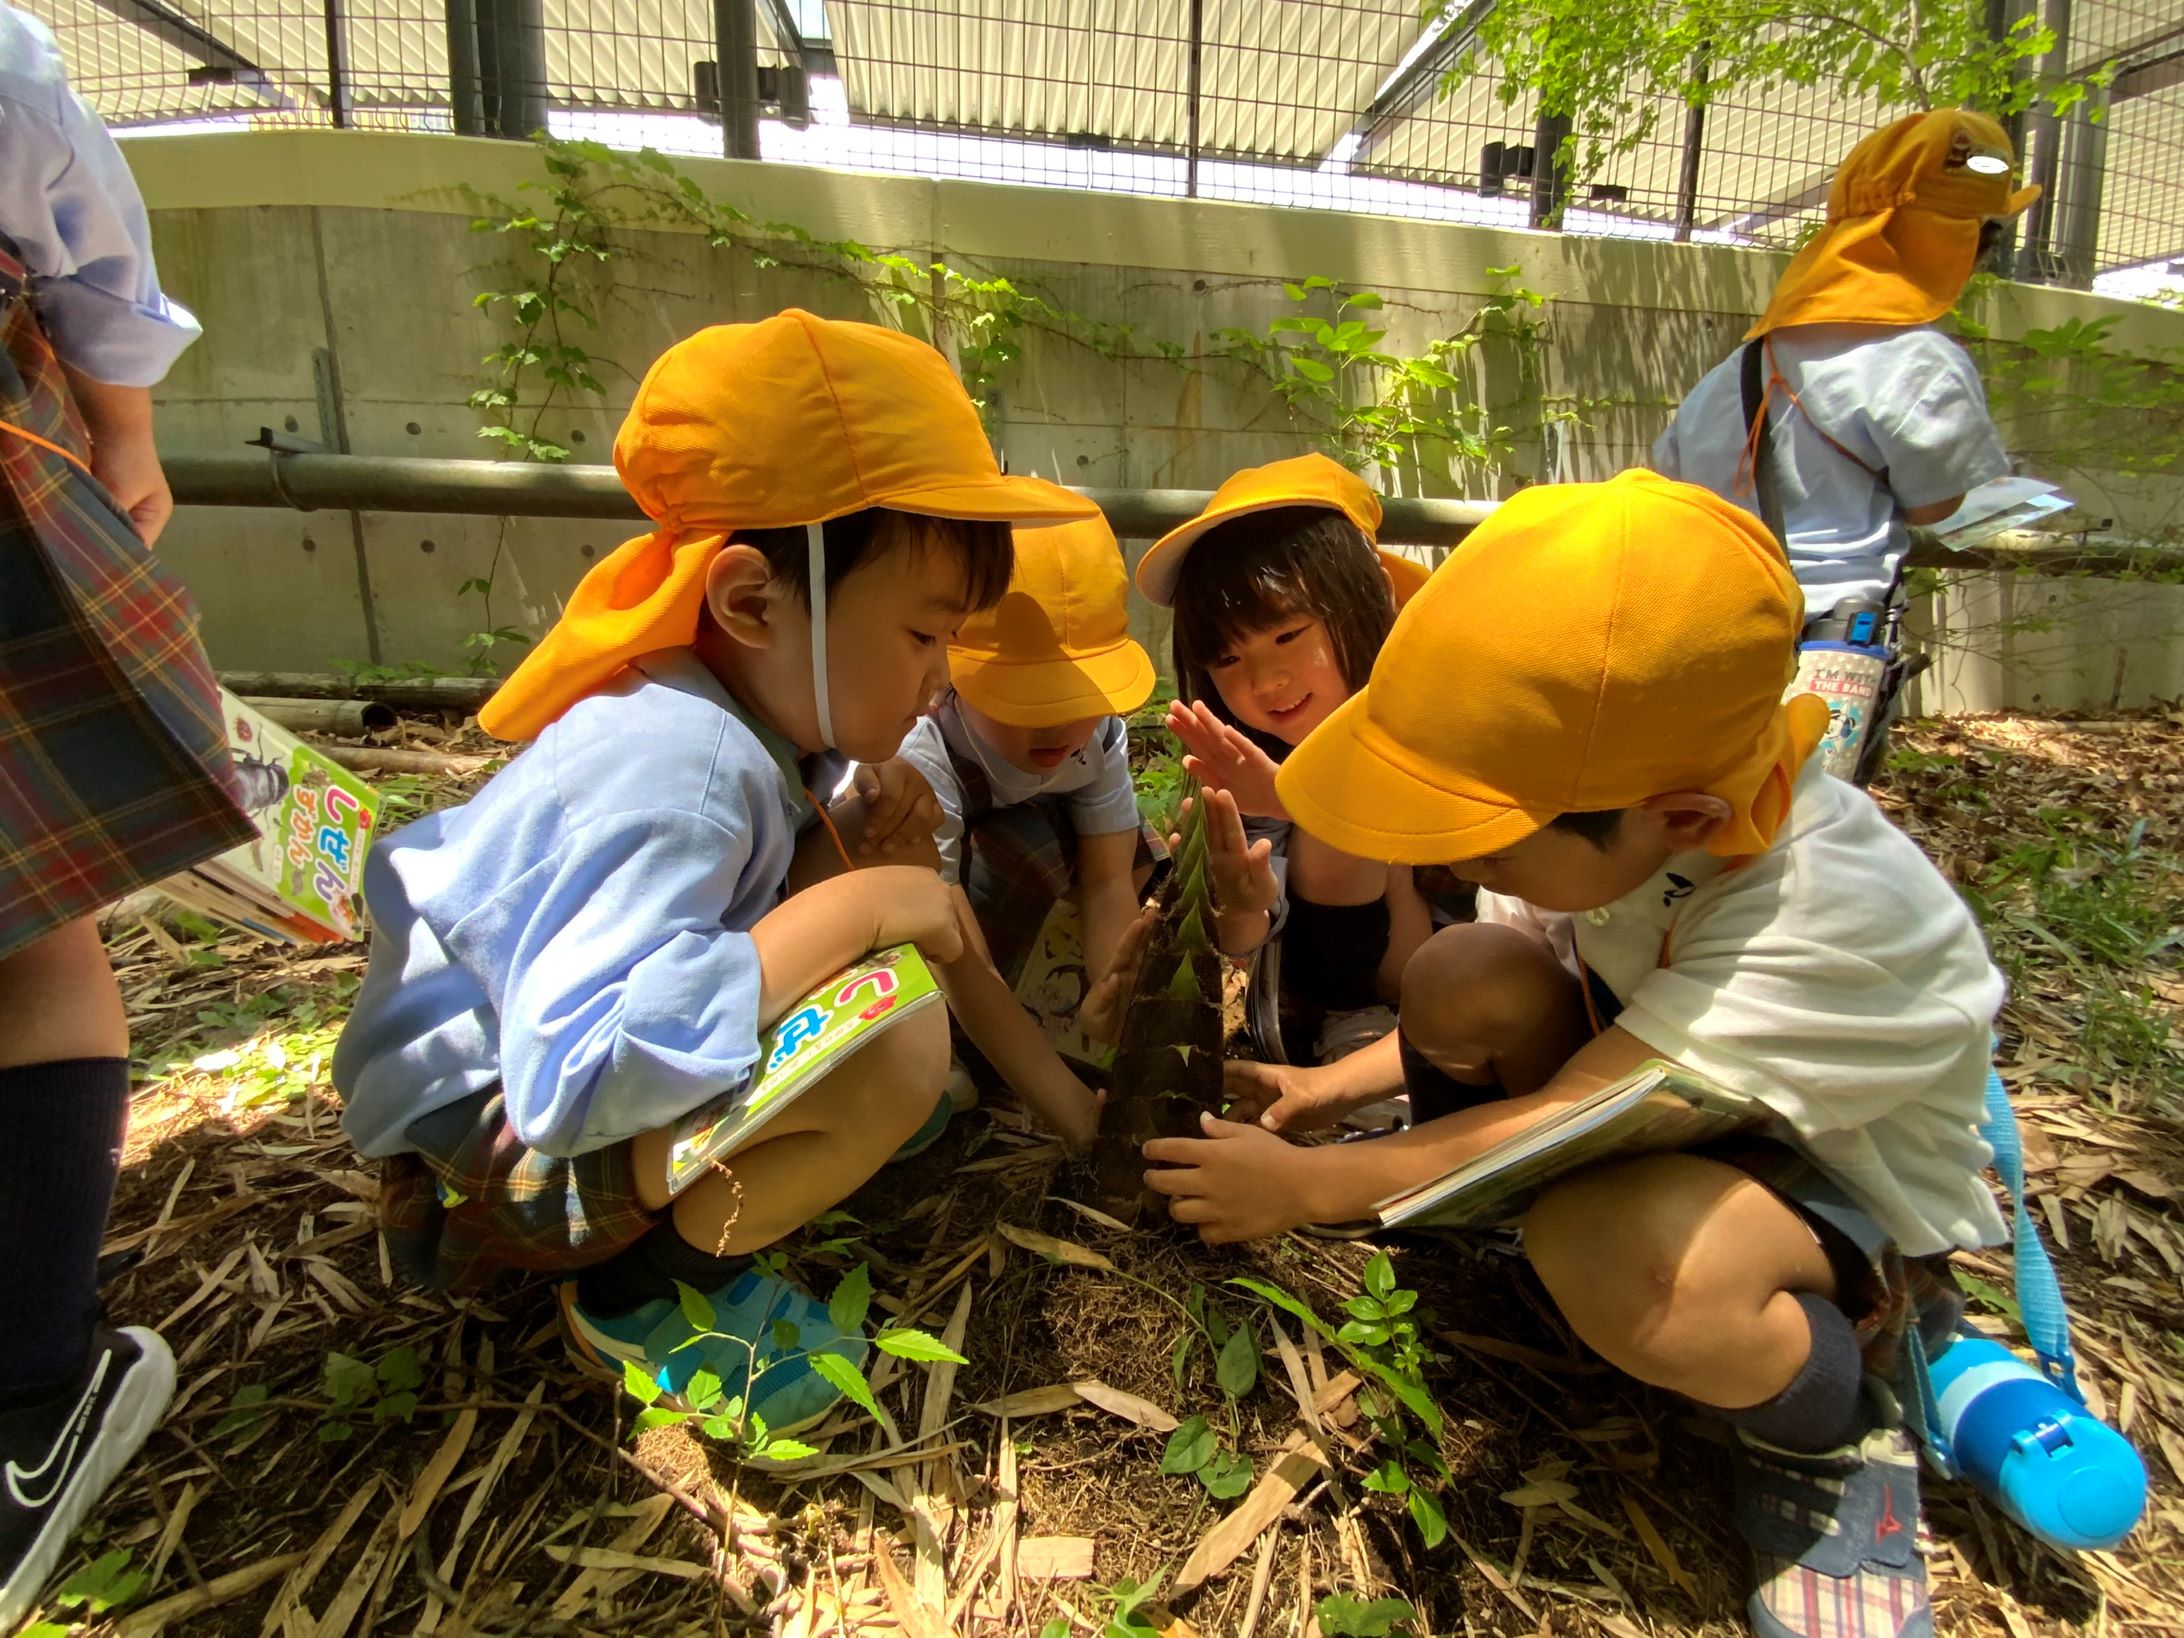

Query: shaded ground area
[[26, 712, 2184, 1637]]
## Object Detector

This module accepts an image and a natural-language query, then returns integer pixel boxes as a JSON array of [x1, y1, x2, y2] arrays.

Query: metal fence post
[[445, 0, 486, 135], [2054, 82, 2111, 289], [323, 0, 350, 126], [714, 0, 762, 160], [1186, 0, 1204, 198], [1531, 109, 1571, 229]]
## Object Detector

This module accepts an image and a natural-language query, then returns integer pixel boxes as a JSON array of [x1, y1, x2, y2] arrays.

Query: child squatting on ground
[[1135, 455, 1459, 1066], [329, 311, 1100, 1435], [824, 511, 1157, 1120], [1142, 471, 2006, 1638]]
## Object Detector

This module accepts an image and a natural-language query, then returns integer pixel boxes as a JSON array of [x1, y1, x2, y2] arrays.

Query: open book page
[[1929, 476, 2072, 549], [664, 943, 944, 1197], [1011, 894, 1105, 1069], [1374, 1062, 1762, 1231]]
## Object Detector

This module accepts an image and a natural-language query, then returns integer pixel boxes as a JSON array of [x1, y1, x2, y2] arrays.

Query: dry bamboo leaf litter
[[39, 712, 2179, 1638]]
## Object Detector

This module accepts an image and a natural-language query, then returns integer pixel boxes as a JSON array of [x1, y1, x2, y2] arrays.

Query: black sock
[[575, 1220, 752, 1318], [1708, 1290, 1865, 1454], [0, 1058, 130, 1403]]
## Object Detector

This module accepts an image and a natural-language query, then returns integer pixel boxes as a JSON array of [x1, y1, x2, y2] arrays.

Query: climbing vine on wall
[[452, 136, 1564, 664]]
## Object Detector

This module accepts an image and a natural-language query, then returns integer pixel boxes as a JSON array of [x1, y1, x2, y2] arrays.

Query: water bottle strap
[[1980, 1063, 2084, 1402], [1905, 1325, 1956, 1476]]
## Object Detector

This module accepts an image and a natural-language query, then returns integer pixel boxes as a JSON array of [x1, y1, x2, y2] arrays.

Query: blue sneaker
[[562, 1267, 868, 1438], [890, 1089, 954, 1161]]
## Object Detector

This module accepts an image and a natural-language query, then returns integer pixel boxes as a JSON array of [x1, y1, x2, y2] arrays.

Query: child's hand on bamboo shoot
[[1141, 1113, 1316, 1244], [1219, 1059, 1352, 1133], [851, 757, 941, 857], [1077, 903, 1158, 1049], [1174, 789, 1278, 958], [1165, 700, 1287, 820]]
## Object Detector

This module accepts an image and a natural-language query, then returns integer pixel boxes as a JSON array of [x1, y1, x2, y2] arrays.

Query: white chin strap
[[807, 521, 836, 750]]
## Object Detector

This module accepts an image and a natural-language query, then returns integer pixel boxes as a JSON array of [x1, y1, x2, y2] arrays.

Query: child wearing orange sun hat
[[334, 311, 1100, 1438]]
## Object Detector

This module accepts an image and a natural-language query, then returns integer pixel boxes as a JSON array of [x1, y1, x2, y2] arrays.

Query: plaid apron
[[380, 1085, 658, 1292], [946, 738, 1157, 987], [0, 234, 250, 959]]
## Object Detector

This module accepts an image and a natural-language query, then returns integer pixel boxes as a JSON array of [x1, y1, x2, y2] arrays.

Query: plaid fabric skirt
[[949, 733, 1159, 987], [379, 1085, 659, 1292], [0, 237, 250, 959]]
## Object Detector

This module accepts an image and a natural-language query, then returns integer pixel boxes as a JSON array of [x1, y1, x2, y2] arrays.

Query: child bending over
[[1148, 472, 2004, 1638], [332, 312, 1098, 1433]]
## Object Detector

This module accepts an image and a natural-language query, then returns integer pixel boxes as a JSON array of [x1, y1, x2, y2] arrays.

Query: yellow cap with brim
[[1135, 453, 1385, 607], [1275, 471, 1830, 866], [479, 311, 1095, 742], [949, 514, 1156, 727]]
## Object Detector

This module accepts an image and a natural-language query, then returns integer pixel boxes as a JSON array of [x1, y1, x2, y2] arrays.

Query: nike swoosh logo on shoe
[[6, 1353, 111, 1510]]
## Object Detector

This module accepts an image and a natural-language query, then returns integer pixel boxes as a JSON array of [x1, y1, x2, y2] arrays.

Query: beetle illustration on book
[[1091, 780, 1226, 1221]]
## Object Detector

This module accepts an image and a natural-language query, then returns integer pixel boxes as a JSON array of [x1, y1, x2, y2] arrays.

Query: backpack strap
[[1739, 339, 1788, 546]]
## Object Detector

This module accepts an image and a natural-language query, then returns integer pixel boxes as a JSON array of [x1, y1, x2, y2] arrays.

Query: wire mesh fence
[[22, 0, 2184, 282]]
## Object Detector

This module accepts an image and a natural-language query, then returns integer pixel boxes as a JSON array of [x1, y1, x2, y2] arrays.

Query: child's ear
[[1641, 791, 1733, 850], [704, 545, 779, 649]]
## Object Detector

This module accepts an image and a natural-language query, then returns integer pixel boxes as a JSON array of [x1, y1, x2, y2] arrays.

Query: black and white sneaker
[[0, 1325, 175, 1629]]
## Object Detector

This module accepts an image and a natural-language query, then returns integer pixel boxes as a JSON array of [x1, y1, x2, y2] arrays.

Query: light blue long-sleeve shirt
[[333, 650, 843, 1160], [1, 2, 202, 385]]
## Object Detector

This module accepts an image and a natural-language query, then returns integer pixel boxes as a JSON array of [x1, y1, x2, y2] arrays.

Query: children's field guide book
[[664, 943, 944, 1197], [162, 691, 380, 945], [1363, 1060, 1764, 1232]]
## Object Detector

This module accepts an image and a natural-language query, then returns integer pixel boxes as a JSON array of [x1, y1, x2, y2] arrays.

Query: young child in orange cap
[[1657, 109, 2037, 628], [794, 512, 1153, 1135], [332, 311, 1100, 1434], [1135, 454, 1457, 1067], [1146, 471, 2005, 1638]]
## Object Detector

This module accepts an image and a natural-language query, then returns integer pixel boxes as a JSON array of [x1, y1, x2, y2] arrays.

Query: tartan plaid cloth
[[0, 236, 250, 960], [946, 740, 1156, 987], [379, 1084, 659, 1292]]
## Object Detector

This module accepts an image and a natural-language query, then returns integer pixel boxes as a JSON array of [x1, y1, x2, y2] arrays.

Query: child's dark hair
[[1169, 505, 1395, 750], [1548, 810, 1627, 849], [736, 507, 1013, 613]]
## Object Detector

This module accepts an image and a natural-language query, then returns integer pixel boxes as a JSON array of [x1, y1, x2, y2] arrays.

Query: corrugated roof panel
[[1694, 79, 1897, 239], [1352, 65, 1537, 189], [24, 0, 294, 121], [832, 0, 1186, 147], [831, 0, 1419, 161], [545, 0, 789, 112], [1195, 0, 1418, 160], [2098, 86, 2184, 268]]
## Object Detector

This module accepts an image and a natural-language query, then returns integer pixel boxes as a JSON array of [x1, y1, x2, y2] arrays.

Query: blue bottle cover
[[1928, 1335, 2147, 1551]]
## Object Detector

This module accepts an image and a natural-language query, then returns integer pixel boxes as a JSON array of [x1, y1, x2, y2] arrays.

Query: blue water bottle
[[1926, 1333, 2147, 1551]]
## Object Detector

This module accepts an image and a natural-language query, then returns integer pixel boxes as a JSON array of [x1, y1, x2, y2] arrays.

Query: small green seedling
[[616, 1263, 964, 1461]]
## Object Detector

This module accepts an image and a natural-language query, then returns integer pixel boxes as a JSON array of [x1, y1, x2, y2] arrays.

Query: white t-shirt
[[1653, 323, 2010, 619], [1477, 761, 2007, 1257], [895, 691, 1140, 885]]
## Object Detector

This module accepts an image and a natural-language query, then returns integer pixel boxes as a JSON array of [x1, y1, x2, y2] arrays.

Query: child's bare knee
[[1400, 923, 1566, 1044], [1525, 1155, 1757, 1386], [836, 1001, 950, 1138]]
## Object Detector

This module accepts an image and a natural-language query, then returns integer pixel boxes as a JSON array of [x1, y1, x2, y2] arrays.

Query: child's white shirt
[[1476, 760, 2007, 1257], [894, 691, 1139, 886]]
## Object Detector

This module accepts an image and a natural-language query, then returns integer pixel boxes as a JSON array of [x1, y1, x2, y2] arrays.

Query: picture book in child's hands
[[163, 691, 380, 944], [664, 943, 944, 1197], [1367, 1060, 1765, 1231]]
